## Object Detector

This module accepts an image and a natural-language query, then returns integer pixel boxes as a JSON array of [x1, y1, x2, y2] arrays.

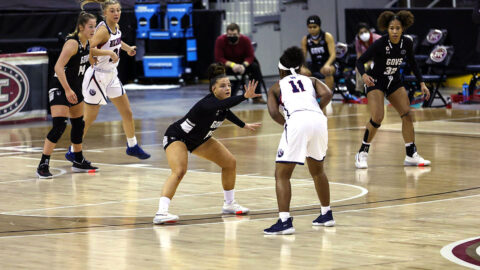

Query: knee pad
[[369, 118, 381, 128], [70, 116, 85, 144], [47, 117, 68, 143], [401, 111, 411, 118]]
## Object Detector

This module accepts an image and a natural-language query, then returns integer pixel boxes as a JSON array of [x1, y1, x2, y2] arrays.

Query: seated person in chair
[[214, 23, 266, 103], [300, 15, 336, 90], [354, 22, 381, 93]]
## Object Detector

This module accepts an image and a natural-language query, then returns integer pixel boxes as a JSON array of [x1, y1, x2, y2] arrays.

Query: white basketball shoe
[[404, 152, 431, 166], [355, 151, 368, 169], [153, 212, 179, 225], [222, 200, 249, 215]]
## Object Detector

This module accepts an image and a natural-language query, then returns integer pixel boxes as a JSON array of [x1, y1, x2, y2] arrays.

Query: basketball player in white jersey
[[69, 0, 150, 160], [264, 47, 335, 235]]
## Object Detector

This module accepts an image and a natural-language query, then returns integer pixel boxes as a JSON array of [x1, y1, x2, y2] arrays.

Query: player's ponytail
[[68, 11, 96, 38], [207, 63, 227, 93], [378, 10, 414, 32], [279, 46, 304, 75]]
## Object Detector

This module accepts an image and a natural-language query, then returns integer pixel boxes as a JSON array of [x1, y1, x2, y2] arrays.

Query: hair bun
[[207, 63, 226, 80]]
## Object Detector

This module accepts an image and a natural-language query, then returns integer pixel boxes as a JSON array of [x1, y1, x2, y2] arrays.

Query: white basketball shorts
[[82, 66, 125, 105], [276, 111, 328, 164]]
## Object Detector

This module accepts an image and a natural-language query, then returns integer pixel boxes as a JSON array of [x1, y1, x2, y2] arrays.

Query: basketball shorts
[[82, 66, 125, 105], [365, 76, 404, 97], [276, 111, 328, 165], [48, 79, 84, 107], [163, 125, 207, 153]]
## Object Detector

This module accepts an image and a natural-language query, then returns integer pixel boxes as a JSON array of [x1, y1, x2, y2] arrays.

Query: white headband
[[278, 62, 299, 76]]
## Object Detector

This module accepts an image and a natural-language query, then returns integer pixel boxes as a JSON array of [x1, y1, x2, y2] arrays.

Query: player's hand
[[243, 80, 261, 99], [66, 89, 78, 104], [110, 51, 119, 63], [420, 82, 430, 100], [362, 74, 375, 87], [243, 122, 261, 131], [127, 46, 136, 56]]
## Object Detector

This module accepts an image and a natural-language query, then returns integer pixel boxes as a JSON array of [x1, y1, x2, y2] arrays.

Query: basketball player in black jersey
[[153, 64, 261, 224], [36, 12, 99, 178], [354, 10, 431, 169], [301, 15, 336, 90]]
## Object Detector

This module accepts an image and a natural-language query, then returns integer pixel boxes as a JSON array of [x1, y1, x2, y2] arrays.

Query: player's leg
[[153, 141, 188, 224], [387, 86, 430, 166], [110, 93, 150, 159], [193, 138, 249, 214], [68, 101, 98, 172], [37, 104, 69, 178], [306, 158, 335, 226], [355, 89, 385, 169]]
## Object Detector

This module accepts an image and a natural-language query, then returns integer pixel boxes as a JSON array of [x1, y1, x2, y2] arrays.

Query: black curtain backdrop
[[345, 8, 477, 72], [0, 8, 224, 81]]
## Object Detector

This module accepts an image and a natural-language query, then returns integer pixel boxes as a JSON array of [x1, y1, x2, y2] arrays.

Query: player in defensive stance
[[264, 47, 334, 235], [153, 63, 261, 224]]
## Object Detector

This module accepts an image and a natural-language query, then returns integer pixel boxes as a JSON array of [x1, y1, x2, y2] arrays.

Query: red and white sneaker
[[404, 152, 431, 166], [153, 212, 179, 225], [222, 200, 249, 215], [355, 151, 368, 169]]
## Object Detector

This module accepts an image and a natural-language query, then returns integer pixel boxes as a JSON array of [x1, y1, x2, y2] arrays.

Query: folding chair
[[403, 45, 454, 107]]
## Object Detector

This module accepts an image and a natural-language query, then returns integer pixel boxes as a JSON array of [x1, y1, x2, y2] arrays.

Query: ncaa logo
[[0, 62, 30, 120], [277, 149, 284, 158], [335, 42, 348, 58], [89, 89, 96, 96], [426, 29, 443, 44], [430, 46, 448, 63]]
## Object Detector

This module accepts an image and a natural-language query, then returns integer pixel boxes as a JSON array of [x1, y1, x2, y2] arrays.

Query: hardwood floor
[[0, 103, 479, 269]]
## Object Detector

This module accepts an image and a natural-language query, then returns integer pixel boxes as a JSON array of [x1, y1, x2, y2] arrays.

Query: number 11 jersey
[[279, 74, 323, 119]]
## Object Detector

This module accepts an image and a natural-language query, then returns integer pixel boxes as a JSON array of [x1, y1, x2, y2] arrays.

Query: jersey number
[[109, 48, 119, 62], [289, 80, 305, 93], [384, 67, 398, 75], [78, 65, 86, 76]]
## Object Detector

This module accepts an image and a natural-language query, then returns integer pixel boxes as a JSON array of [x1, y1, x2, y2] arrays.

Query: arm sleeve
[[244, 36, 255, 64], [406, 41, 423, 83], [201, 95, 247, 111], [214, 36, 227, 64], [226, 110, 245, 128], [356, 39, 379, 75]]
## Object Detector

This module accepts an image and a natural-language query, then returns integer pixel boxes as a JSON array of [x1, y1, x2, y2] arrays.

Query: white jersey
[[94, 21, 122, 71], [279, 74, 322, 118]]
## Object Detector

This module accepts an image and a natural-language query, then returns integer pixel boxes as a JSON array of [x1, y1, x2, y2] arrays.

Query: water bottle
[[462, 83, 469, 103]]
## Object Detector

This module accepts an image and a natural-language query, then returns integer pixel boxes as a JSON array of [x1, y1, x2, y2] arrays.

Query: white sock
[[279, 212, 290, 222], [224, 189, 235, 205], [405, 142, 413, 147], [158, 197, 171, 213], [321, 206, 331, 215], [127, 136, 137, 147]]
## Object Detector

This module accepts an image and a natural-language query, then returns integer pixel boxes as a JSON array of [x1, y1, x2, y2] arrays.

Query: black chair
[[465, 64, 480, 103], [403, 45, 454, 107]]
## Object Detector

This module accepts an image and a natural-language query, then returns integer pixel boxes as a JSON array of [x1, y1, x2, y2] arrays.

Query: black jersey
[[356, 34, 423, 83], [306, 31, 330, 66], [53, 34, 90, 93], [168, 94, 246, 145]]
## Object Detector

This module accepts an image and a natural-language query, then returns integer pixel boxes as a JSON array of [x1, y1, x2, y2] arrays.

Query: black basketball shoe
[[72, 159, 99, 173], [36, 163, 53, 179]]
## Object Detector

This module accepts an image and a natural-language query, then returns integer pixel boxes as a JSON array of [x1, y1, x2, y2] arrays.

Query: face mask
[[359, 32, 370, 42], [228, 36, 238, 44]]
